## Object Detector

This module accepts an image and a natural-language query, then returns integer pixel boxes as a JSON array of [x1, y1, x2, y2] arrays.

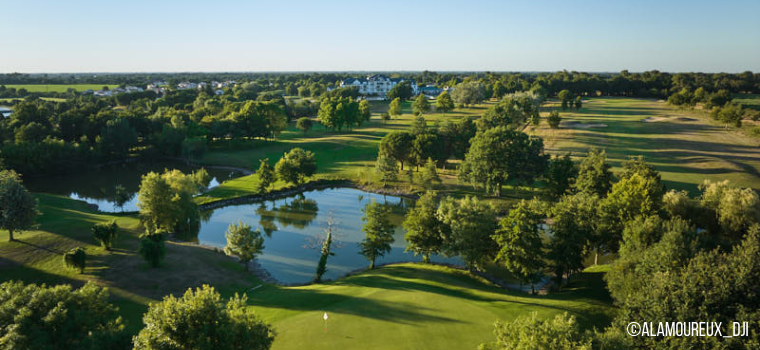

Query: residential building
[[339, 75, 418, 97]]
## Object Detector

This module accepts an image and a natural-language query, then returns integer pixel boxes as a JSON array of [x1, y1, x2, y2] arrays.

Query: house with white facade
[[340, 75, 418, 97]]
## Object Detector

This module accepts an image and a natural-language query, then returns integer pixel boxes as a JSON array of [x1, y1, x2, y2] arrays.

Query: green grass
[[734, 93, 760, 111], [1, 84, 119, 93], [246, 263, 612, 350], [528, 97, 760, 194]]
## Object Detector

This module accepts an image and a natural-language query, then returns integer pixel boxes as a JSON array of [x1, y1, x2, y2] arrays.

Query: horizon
[[3, 0, 759, 73]]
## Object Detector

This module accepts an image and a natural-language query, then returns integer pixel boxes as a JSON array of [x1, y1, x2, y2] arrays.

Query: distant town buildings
[[339, 75, 419, 96], [84, 86, 144, 97]]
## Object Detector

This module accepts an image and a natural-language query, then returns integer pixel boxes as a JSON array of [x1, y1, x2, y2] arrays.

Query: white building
[[340, 75, 418, 96]]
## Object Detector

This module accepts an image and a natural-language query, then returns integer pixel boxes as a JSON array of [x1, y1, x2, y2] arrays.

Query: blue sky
[[2, 0, 759, 73]]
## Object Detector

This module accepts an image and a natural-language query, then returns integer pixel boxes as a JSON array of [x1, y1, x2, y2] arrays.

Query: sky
[[2, 0, 759, 73]]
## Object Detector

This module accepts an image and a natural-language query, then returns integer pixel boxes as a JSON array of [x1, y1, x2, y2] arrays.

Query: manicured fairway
[[2, 84, 119, 92], [527, 97, 760, 193], [248, 264, 612, 350]]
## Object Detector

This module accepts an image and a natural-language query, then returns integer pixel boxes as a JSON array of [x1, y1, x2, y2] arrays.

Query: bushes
[[92, 220, 119, 250], [547, 110, 562, 128], [63, 247, 87, 273], [139, 232, 166, 268]]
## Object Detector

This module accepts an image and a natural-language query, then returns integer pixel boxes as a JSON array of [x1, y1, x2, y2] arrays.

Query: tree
[[374, 152, 398, 186], [387, 81, 413, 100], [458, 127, 547, 196], [713, 102, 744, 127], [557, 89, 572, 110], [699, 180, 760, 240], [480, 312, 592, 350], [380, 112, 391, 124], [256, 158, 275, 193], [113, 184, 131, 211], [275, 148, 317, 185], [545, 154, 577, 199], [0, 170, 38, 241], [574, 95, 583, 109], [136, 170, 199, 236], [139, 231, 166, 268], [420, 158, 440, 188], [224, 221, 265, 271], [403, 191, 445, 263], [132, 285, 275, 350], [296, 117, 313, 135], [573, 148, 612, 197], [388, 97, 402, 117], [412, 94, 430, 115], [620, 155, 666, 196], [0, 281, 128, 350], [359, 200, 395, 269], [437, 196, 497, 271], [547, 110, 561, 128], [493, 200, 545, 293], [314, 214, 338, 283], [435, 91, 455, 114], [548, 192, 599, 287], [63, 247, 87, 273], [451, 82, 485, 106], [359, 99, 371, 122], [379, 131, 413, 170], [92, 220, 119, 250]]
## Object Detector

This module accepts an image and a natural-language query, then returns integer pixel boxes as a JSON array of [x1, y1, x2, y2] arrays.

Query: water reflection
[[197, 187, 458, 284], [26, 160, 244, 212]]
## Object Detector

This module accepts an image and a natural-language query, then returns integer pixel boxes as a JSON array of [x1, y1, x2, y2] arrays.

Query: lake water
[[197, 187, 460, 284], [26, 160, 245, 212]]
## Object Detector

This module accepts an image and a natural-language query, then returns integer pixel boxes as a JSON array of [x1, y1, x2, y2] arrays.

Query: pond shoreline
[[197, 179, 418, 211]]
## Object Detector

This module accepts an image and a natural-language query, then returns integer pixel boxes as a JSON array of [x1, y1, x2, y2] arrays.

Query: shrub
[[92, 220, 119, 250], [547, 110, 562, 129], [63, 247, 87, 273], [139, 231, 166, 268]]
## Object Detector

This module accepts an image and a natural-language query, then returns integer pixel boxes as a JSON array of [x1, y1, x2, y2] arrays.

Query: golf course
[[3, 92, 760, 348]]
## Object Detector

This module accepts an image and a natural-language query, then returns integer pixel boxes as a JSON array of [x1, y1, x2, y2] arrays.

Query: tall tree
[[374, 152, 398, 187], [573, 148, 613, 197], [0, 170, 38, 241], [256, 158, 275, 193], [359, 200, 395, 269], [437, 196, 497, 271], [412, 94, 430, 115], [224, 221, 265, 271], [545, 154, 577, 199], [493, 200, 545, 293], [379, 131, 413, 170], [548, 192, 599, 288], [358, 99, 372, 122], [388, 97, 402, 117], [458, 127, 547, 196], [91, 220, 119, 250], [403, 191, 445, 263], [435, 91, 455, 114]]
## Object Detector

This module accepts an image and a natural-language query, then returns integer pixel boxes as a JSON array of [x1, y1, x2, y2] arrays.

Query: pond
[[197, 187, 460, 284], [25, 160, 245, 212]]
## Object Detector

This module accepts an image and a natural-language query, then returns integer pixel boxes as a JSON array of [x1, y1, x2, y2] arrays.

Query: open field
[[1, 84, 119, 93], [734, 93, 760, 111], [527, 97, 760, 193]]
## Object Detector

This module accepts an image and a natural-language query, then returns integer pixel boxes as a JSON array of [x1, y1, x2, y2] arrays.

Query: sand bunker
[[642, 116, 697, 123], [563, 121, 608, 129]]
